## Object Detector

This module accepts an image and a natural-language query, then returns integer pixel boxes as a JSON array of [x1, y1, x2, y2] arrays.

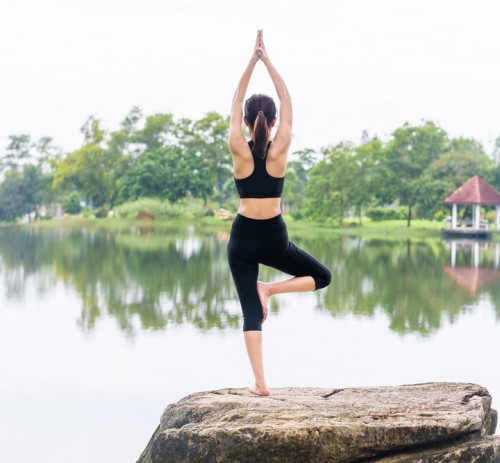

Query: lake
[[0, 223, 499, 462]]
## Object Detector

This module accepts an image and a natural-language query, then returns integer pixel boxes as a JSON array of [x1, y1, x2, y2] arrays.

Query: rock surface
[[369, 435, 500, 462], [137, 382, 498, 463]]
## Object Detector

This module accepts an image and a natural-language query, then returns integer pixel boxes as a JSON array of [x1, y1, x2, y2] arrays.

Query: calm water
[[0, 224, 499, 462]]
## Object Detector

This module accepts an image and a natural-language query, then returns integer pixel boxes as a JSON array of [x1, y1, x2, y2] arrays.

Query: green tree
[[53, 117, 118, 209], [135, 113, 176, 150], [62, 191, 82, 214], [177, 112, 232, 205], [351, 138, 383, 224], [283, 148, 316, 218], [1, 134, 32, 172], [303, 142, 356, 224], [118, 146, 211, 203], [383, 121, 449, 226], [429, 148, 493, 188], [0, 165, 42, 222], [417, 138, 495, 219]]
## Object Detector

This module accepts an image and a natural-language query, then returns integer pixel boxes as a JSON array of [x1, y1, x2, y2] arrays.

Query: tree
[[176, 112, 232, 205], [302, 142, 356, 224], [118, 146, 211, 203], [135, 113, 176, 150], [107, 106, 144, 159], [1, 134, 32, 172], [429, 148, 493, 189], [0, 165, 42, 222], [283, 148, 316, 218], [352, 138, 383, 224], [62, 191, 82, 214], [493, 135, 500, 166], [417, 138, 496, 219], [383, 121, 449, 226], [53, 117, 117, 209]]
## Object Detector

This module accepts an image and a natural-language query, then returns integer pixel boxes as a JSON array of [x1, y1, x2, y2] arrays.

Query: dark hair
[[244, 94, 277, 158]]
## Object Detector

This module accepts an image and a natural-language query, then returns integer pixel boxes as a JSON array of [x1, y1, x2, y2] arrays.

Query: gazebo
[[443, 175, 500, 236]]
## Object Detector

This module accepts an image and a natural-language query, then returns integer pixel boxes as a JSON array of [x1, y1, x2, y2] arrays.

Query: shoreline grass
[[10, 214, 499, 241]]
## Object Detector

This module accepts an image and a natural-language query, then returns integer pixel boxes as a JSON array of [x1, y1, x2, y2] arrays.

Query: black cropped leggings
[[227, 213, 331, 331]]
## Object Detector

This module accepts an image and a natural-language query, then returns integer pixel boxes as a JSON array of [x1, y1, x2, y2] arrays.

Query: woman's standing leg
[[228, 232, 270, 396], [243, 331, 269, 396]]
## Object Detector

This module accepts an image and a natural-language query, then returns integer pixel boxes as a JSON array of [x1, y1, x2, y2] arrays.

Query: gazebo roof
[[444, 175, 500, 206]]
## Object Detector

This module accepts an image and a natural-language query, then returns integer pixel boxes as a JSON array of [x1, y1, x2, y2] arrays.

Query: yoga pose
[[227, 30, 331, 396]]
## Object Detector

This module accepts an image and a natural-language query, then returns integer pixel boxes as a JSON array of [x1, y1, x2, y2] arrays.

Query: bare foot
[[256, 281, 271, 323], [249, 384, 270, 396]]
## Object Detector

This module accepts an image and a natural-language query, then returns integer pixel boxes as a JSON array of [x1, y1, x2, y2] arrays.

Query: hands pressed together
[[252, 29, 268, 63]]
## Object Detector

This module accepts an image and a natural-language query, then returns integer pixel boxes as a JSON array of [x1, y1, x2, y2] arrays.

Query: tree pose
[[227, 30, 332, 396]]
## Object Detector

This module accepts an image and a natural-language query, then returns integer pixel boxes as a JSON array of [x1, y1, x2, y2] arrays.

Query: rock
[[369, 435, 500, 462], [137, 382, 498, 463]]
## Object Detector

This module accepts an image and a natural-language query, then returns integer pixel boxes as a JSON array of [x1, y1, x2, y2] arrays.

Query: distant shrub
[[95, 203, 110, 218], [365, 206, 407, 221], [114, 197, 210, 220], [62, 192, 82, 215], [433, 209, 449, 221], [484, 209, 496, 222]]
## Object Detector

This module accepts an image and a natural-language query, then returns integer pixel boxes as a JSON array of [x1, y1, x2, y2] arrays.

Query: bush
[[62, 192, 82, 215], [95, 203, 110, 218], [365, 206, 407, 221], [484, 209, 496, 223], [114, 197, 210, 220], [433, 209, 449, 221]]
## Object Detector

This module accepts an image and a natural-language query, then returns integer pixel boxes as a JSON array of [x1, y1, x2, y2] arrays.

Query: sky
[[1, 0, 499, 156]]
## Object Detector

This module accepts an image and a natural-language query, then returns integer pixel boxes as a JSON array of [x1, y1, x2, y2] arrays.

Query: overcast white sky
[[1, 0, 499, 156]]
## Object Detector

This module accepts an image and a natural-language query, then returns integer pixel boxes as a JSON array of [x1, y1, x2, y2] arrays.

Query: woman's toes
[[249, 384, 270, 396]]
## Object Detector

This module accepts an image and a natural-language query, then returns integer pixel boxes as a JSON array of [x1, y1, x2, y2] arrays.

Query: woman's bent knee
[[314, 267, 332, 290]]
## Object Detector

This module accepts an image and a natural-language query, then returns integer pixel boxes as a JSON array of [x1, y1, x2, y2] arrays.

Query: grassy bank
[[5, 195, 498, 241], [20, 214, 475, 240]]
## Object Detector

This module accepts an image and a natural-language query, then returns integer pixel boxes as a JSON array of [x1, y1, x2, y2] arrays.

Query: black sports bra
[[234, 141, 285, 198]]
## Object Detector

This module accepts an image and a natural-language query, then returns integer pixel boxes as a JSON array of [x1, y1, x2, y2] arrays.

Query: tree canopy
[[1, 108, 498, 225]]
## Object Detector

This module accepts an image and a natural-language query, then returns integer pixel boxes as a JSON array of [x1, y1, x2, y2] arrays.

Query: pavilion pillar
[[451, 203, 457, 229], [474, 204, 481, 229], [496, 205, 500, 230], [473, 241, 479, 268]]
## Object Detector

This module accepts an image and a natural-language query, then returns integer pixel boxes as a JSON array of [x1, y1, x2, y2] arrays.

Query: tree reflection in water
[[0, 226, 498, 337]]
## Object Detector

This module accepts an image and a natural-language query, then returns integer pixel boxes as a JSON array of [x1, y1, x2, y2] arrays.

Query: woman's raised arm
[[258, 31, 293, 154], [228, 32, 261, 157]]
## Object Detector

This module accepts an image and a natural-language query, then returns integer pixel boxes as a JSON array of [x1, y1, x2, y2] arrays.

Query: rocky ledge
[[137, 382, 499, 463]]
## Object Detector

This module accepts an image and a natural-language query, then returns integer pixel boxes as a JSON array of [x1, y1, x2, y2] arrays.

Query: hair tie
[[258, 110, 264, 115]]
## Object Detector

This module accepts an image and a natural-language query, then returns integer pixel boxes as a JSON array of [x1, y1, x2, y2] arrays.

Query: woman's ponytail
[[245, 94, 276, 159], [252, 110, 271, 158]]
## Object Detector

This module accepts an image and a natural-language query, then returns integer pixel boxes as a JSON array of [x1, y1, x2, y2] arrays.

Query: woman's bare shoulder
[[267, 138, 290, 160]]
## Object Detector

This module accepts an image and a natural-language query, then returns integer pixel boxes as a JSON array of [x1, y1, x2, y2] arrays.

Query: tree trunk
[[407, 205, 412, 227], [339, 196, 344, 226]]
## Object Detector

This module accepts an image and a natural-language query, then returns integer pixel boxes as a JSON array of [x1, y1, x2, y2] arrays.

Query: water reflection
[[0, 226, 499, 337], [444, 240, 500, 296]]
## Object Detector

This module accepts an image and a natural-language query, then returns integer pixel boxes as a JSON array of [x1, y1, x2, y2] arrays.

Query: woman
[[227, 30, 331, 396]]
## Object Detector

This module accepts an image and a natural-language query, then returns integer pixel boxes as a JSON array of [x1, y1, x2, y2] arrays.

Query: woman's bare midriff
[[238, 198, 282, 219]]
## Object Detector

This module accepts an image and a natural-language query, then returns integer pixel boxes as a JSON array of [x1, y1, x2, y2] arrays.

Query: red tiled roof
[[444, 176, 500, 205]]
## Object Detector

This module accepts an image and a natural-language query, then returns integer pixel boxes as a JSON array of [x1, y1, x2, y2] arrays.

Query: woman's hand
[[252, 29, 268, 63], [251, 30, 261, 63], [256, 29, 269, 61]]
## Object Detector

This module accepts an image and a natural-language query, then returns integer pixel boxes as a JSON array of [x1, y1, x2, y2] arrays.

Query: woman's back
[[228, 31, 292, 220]]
